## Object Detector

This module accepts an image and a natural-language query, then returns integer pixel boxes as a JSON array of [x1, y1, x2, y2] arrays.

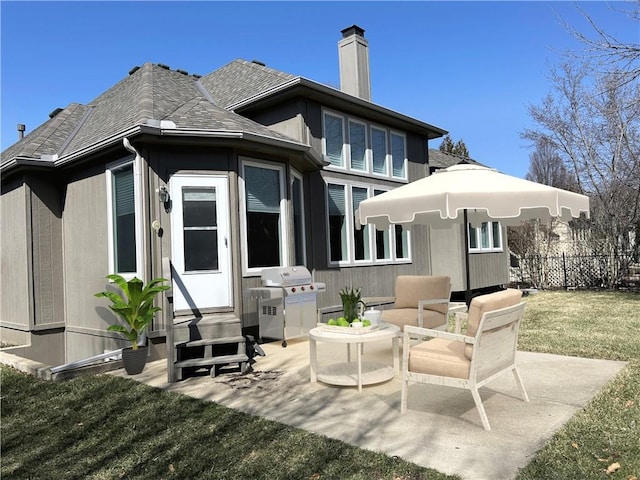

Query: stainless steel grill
[[248, 266, 326, 347]]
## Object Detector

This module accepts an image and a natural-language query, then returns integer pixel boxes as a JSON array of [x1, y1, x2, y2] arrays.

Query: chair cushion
[[408, 338, 470, 379], [464, 289, 523, 360], [394, 275, 450, 314], [381, 308, 445, 330]]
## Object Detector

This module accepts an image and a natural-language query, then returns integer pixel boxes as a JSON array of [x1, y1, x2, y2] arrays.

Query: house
[[1, 25, 509, 367]]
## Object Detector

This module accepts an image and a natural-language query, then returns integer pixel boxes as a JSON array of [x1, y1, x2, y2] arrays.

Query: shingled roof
[[2, 58, 445, 172], [1, 62, 306, 169], [428, 149, 486, 170], [200, 59, 296, 109]]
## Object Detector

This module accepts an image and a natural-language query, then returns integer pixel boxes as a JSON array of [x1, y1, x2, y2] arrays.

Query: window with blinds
[[352, 187, 370, 261], [349, 120, 366, 172], [327, 183, 347, 262], [468, 221, 503, 253], [327, 182, 410, 266], [112, 164, 136, 274], [391, 132, 406, 178], [322, 109, 407, 180], [324, 113, 344, 167], [244, 164, 283, 269]]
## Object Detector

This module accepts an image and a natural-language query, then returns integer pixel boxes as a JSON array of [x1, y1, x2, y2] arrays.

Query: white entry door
[[170, 175, 232, 312]]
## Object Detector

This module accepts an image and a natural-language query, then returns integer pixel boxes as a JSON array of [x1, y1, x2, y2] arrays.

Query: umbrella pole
[[463, 209, 472, 306]]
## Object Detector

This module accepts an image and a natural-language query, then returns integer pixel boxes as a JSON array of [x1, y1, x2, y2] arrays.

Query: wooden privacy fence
[[510, 253, 639, 290]]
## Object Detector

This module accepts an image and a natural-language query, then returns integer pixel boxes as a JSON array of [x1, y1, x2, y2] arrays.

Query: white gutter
[[50, 333, 148, 374], [228, 76, 448, 138], [3, 122, 318, 175], [50, 348, 123, 373], [123, 137, 147, 281]]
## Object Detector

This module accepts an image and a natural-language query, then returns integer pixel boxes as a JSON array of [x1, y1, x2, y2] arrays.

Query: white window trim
[[468, 221, 504, 253], [106, 156, 143, 280], [239, 158, 289, 276], [291, 168, 306, 265], [322, 109, 408, 183], [326, 181, 412, 267]]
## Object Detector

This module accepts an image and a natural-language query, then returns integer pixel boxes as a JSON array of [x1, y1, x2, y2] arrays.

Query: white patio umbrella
[[357, 164, 590, 299]]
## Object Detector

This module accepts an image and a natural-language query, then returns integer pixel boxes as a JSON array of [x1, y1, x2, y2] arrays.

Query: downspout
[[123, 137, 150, 345], [50, 349, 124, 374], [50, 139, 149, 376], [463, 209, 472, 306], [122, 137, 148, 282]]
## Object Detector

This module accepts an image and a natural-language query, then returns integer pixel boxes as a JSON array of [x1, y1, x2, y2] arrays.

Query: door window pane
[[328, 184, 347, 262], [112, 164, 136, 273], [184, 230, 218, 271], [183, 187, 218, 271], [183, 188, 217, 227], [349, 121, 366, 171]]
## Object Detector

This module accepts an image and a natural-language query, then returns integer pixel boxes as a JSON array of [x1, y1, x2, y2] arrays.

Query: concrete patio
[[111, 336, 627, 480]]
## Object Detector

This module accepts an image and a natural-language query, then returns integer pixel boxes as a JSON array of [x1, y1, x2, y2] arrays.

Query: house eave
[[2, 123, 325, 176], [0, 156, 57, 175], [230, 77, 448, 140]]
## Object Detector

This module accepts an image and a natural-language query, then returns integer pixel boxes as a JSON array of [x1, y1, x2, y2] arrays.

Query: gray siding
[[28, 175, 64, 328], [430, 224, 509, 293], [245, 99, 307, 144], [430, 225, 466, 291], [468, 249, 509, 289], [62, 166, 115, 362], [0, 178, 30, 328]]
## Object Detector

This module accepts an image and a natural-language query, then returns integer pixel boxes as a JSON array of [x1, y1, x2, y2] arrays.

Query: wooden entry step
[[166, 309, 248, 382], [174, 353, 249, 380]]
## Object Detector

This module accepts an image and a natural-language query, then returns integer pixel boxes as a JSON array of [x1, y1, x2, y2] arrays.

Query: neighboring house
[[427, 149, 486, 174], [1, 25, 508, 366]]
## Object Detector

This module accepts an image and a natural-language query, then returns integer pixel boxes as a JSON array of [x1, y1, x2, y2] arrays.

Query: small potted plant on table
[[95, 274, 170, 375], [324, 286, 368, 328]]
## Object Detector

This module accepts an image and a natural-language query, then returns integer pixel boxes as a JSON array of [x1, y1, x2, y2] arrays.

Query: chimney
[[17, 124, 26, 140], [338, 25, 371, 101]]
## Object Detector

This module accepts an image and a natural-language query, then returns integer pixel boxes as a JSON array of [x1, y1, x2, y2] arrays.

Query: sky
[[1, 1, 637, 178]]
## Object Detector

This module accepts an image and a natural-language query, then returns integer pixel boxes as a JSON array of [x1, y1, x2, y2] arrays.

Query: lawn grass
[[1, 290, 638, 479], [515, 290, 640, 480], [0, 366, 456, 480]]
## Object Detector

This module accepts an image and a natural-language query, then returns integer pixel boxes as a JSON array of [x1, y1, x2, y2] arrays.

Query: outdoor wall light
[[157, 185, 171, 212]]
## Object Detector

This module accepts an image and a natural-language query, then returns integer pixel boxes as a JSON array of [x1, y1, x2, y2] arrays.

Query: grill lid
[[261, 266, 312, 287]]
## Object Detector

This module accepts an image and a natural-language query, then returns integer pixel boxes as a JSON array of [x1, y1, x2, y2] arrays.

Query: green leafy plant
[[339, 286, 366, 324], [95, 274, 170, 350]]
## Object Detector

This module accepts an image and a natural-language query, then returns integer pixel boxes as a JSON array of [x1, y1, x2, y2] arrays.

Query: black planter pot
[[122, 346, 148, 375]]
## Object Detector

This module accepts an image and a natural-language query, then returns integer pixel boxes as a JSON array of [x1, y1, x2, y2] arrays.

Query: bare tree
[[563, 3, 640, 87], [523, 59, 640, 284], [508, 139, 582, 286], [526, 138, 579, 190]]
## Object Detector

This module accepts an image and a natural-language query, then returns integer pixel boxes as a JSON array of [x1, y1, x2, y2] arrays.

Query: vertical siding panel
[[0, 179, 30, 327]]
